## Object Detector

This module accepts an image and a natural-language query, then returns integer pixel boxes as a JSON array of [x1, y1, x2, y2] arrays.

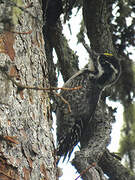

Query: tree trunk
[[0, 1, 56, 179]]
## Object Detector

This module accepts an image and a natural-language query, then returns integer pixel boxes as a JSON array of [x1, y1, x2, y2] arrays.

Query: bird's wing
[[56, 70, 102, 160]]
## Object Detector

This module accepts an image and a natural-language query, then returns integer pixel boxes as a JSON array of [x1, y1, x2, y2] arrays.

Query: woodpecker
[[56, 52, 121, 161]]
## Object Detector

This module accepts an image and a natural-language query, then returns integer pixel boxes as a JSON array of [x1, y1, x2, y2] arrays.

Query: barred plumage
[[56, 52, 120, 160]]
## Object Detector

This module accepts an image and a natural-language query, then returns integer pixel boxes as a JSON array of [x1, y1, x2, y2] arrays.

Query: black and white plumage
[[56, 52, 121, 160]]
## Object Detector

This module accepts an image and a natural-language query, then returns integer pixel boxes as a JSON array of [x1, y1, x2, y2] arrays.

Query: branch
[[74, 163, 97, 180], [99, 149, 135, 180], [72, 102, 113, 180], [83, 0, 115, 53], [43, 21, 79, 82]]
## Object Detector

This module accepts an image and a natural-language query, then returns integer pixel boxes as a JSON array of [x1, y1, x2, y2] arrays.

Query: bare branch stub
[[74, 163, 97, 180]]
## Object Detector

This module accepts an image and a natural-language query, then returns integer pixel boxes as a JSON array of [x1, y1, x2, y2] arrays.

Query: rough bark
[[99, 149, 135, 180], [72, 102, 112, 180], [0, 1, 56, 179], [83, 0, 115, 53]]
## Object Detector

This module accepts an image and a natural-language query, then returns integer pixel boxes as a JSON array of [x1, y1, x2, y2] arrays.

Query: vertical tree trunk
[[0, 1, 56, 179]]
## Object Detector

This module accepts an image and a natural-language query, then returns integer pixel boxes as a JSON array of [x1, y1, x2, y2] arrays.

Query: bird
[[56, 52, 121, 161]]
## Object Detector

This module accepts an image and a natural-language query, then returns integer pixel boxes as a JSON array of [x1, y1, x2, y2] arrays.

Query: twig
[[1, 69, 82, 92], [0, 66, 82, 113], [53, 91, 71, 113], [74, 163, 96, 180]]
